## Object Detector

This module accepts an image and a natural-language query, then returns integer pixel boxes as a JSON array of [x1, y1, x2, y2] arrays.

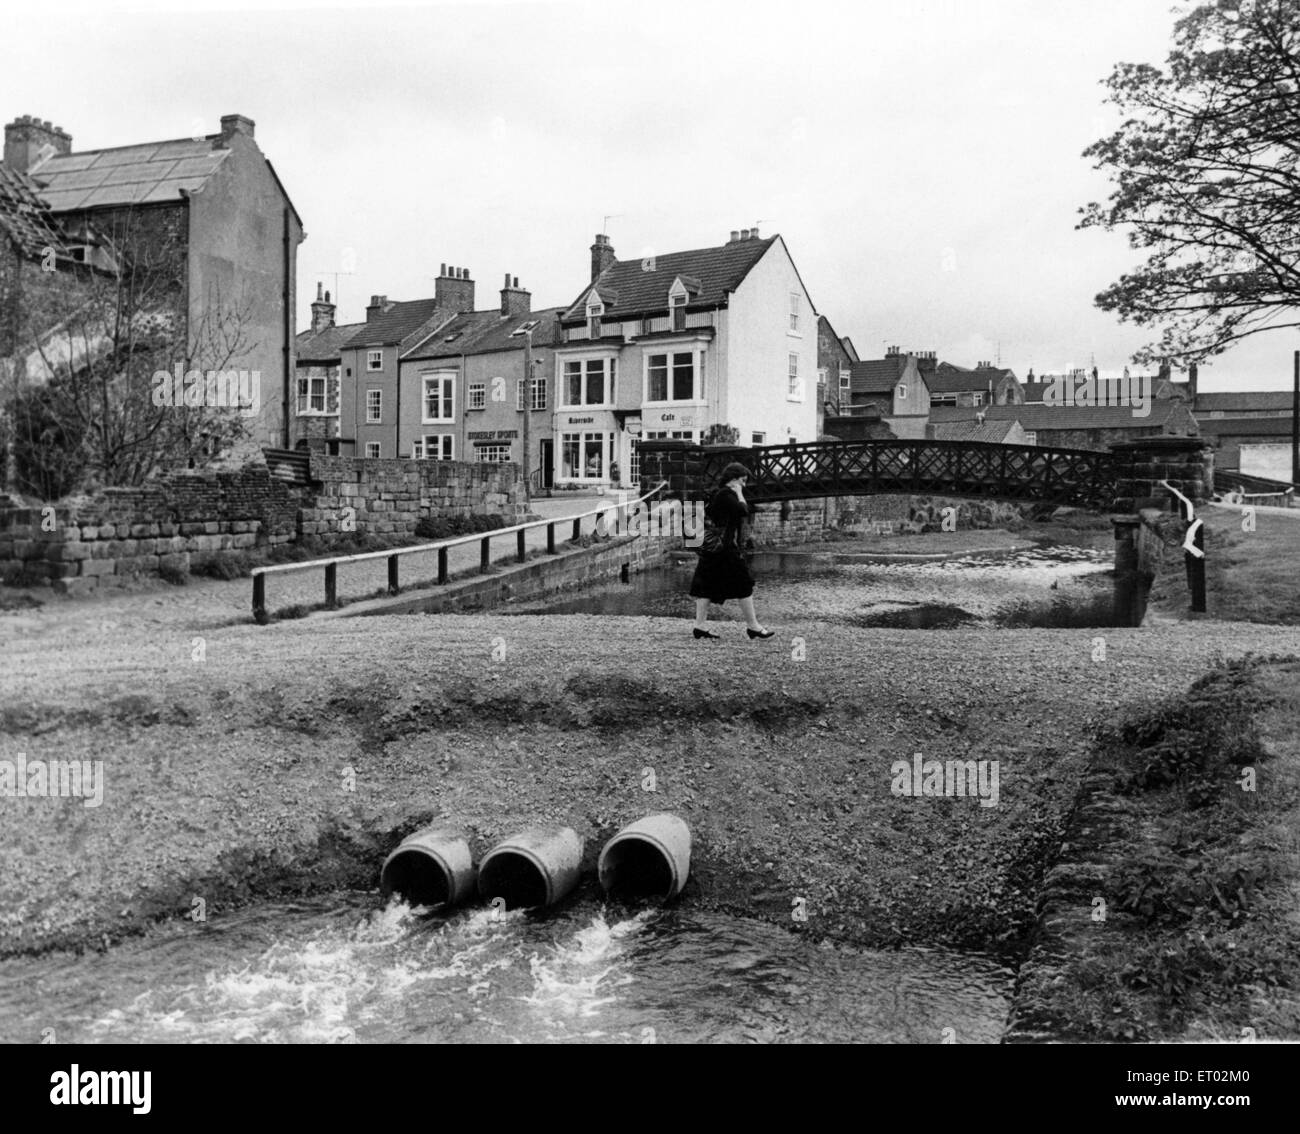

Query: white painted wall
[[719, 237, 819, 446], [1240, 443, 1295, 482]]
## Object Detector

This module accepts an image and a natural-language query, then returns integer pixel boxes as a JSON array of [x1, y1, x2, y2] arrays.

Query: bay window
[[645, 351, 699, 403], [561, 358, 612, 407]]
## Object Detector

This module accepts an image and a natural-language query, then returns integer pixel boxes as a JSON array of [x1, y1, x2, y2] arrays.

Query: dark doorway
[[539, 439, 554, 489]]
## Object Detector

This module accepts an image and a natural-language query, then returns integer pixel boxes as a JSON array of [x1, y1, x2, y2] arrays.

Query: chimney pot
[[441, 262, 447, 276], [590, 233, 616, 281], [4, 114, 73, 174], [751, 226, 760, 239], [218, 114, 255, 146], [504, 273, 511, 287], [740, 229, 750, 240], [730, 230, 739, 243]]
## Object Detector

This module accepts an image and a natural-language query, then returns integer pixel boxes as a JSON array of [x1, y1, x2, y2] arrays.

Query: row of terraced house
[[294, 229, 862, 491]]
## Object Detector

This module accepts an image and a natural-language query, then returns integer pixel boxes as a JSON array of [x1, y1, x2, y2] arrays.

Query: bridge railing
[[250, 480, 669, 624], [639, 438, 1121, 509]]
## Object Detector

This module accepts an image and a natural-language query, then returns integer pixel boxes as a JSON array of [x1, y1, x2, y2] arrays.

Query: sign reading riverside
[[1041, 373, 1151, 418]]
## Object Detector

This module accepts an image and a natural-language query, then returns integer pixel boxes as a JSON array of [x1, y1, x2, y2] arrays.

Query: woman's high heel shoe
[[694, 627, 721, 639], [747, 627, 775, 640]]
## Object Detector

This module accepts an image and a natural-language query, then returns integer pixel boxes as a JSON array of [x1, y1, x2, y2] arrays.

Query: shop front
[[555, 410, 618, 486], [466, 427, 520, 465]]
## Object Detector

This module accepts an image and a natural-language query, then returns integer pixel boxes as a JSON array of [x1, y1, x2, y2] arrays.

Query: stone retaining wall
[[0, 456, 524, 594], [345, 529, 677, 618]]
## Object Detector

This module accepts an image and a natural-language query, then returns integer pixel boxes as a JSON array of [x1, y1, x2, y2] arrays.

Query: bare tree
[[1079, 0, 1300, 364], [5, 206, 260, 496]]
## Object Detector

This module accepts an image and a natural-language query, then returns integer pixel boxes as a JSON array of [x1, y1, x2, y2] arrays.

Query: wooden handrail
[[252, 481, 669, 623]]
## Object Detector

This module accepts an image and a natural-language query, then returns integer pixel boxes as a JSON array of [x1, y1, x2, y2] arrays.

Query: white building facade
[[552, 229, 819, 488]]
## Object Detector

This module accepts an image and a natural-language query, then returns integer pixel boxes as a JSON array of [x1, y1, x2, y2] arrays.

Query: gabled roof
[[930, 362, 1016, 393], [0, 161, 70, 259], [403, 306, 565, 362], [850, 356, 909, 392], [562, 235, 777, 321], [30, 137, 233, 212], [343, 299, 448, 349], [929, 419, 1022, 443], [296, 321, 365, 364], [928, 402, 1191, 430], [1195, 391, 1295, 413]]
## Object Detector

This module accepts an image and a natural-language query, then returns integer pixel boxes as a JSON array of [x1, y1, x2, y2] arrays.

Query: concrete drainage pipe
[[598, 813, 691, 899], [380, 827, 477, 909], [478, 827, 584, 909]]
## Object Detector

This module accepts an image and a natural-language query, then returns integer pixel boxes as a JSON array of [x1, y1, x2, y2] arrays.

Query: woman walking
[[689, 462, 775, 640]]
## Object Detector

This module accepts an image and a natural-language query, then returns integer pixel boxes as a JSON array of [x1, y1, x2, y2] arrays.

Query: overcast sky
[[5, 0, 1294, 389]]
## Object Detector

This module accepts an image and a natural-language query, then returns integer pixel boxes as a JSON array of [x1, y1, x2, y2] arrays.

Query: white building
[[552, 228, 820, 487]]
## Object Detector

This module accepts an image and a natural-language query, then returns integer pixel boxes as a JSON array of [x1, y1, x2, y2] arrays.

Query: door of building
[[539, 439, 554, 489]]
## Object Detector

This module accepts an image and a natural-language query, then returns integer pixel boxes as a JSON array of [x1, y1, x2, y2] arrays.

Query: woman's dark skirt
[[689, 549, 755, 603]]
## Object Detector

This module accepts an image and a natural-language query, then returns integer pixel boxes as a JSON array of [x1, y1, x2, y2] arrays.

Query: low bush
[[190, 552, 254, 580], [157, 563, 189, 586], [414, 514, 508, 541]]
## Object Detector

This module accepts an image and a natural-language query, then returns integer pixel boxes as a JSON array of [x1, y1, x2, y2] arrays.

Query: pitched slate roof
[[929, 362, 1016, 394], [30, 138, 232, 212], [0, 161, 70, 259], [928, 402, 1192, 430], [343, 299, 449, 349], [850, 356, 909, 392], [402, 306, 565, 362], [562, 235, 777, 321], [1194, 391, 1296, 414], [929, 419, 1021, 443], [1195, 415, 1297, 436], [296, 322, 365, 364]]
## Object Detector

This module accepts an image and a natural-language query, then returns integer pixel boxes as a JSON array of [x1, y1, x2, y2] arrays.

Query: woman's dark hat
[[718, 462, 752, 485]]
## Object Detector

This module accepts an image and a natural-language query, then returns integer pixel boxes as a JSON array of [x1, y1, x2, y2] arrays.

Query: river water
[[0, 896, 1013, 1044], [501, 545, 1115, 627]]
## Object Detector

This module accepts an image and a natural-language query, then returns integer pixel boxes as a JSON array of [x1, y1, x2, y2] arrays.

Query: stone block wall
[[1109, 437, 1213, 510], [0, 456, 525, 593], [304, 454, 523, 540]]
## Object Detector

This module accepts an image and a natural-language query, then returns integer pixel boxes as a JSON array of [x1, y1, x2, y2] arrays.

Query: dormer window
[[671, 293, 687, 332], [587, 302, 603, 339]]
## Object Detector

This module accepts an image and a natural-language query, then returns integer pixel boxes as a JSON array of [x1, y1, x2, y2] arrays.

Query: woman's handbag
[[700, 526, 725, 554]]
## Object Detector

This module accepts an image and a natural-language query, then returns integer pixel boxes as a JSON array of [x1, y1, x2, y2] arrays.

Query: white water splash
[[519, 911, 652, 1025]]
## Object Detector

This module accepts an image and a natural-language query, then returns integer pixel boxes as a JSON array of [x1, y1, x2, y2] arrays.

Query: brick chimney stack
[[590, 233, 615, 282], [217, 114, 255, 148], [366, 295, 389, 321], [435, 265, 475, 312], [311, 282, 336, 333], [1187, 362, 1198, 400], [3, 115, 72, 174], [500, 273, 530, 317]]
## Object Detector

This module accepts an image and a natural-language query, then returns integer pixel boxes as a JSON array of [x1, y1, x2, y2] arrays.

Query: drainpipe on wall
[[395, 346, 401, 459]]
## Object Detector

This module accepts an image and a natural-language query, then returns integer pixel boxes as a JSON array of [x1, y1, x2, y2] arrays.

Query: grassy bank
[[1009, 656, 1300, 1041]]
